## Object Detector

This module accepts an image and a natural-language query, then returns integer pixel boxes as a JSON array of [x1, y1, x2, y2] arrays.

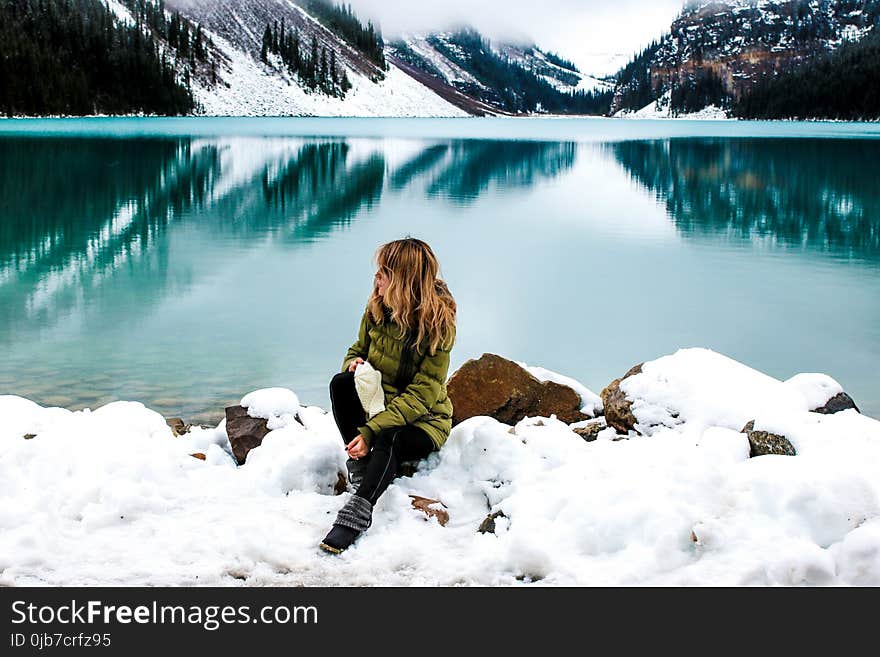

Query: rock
[[810, 392, 860, 415], [225, 405, 271, 465], [190, 452, 206, 461], [23, 433, 36, 440], [409, 495, 449, 526], [742, 420, 796, 457], [478, 510, 507, 534], [572, 420, 605, 442], [447, 353, 591, 426], [398, 460, 420, 478], [334, 472, 348, 495], [600, 363, 643, 434], [166, 417, 191, 437]]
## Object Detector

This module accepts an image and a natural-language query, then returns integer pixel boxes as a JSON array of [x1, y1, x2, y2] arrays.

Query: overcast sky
[[344, 0, 686, 75]]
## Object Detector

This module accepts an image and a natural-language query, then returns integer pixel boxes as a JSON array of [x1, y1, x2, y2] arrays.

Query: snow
[[615, 91, 731, 120], [2, 347, 879, 586], [193, 28, 468, 118], [621, 348, 844, 436], [240, 388, 300, 431], [103, 0, 135, 26], [399, 35, 486, 90]]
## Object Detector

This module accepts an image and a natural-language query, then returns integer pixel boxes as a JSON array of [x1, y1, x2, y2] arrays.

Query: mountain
[[733, 26, 880, 118], [0, 0, 609, 118], [151, 0, 466, 116], [389, 30, 613, 116], [611, 0, 880, 117], [0, 0, 468, 117], [0, 0, 196, 116]]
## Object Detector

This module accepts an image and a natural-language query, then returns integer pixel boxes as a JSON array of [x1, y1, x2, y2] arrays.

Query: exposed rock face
[[225, 405, 271, 465], [572, 420, 605, 442], [742, 420, 796, 457], [599, 364, 644, 434], [190, 452, 206, 461], [478, 510, 507, 534], [409, 496, 449, 526], [447, 353, 591, 426], [811, 392, 860, 415], [612, 0, 880, 114]]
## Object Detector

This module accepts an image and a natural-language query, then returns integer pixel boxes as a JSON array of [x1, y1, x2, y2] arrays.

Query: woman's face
[[374, 266, 390, 297]]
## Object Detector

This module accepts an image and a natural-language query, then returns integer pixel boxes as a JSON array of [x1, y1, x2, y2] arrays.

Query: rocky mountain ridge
[[612, 0, 880, 115]]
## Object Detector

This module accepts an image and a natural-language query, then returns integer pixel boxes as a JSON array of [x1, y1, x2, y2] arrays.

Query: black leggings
[[329, 371, 435, 504]]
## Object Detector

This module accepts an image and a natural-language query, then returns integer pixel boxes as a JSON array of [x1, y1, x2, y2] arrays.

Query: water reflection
[[611, 139, 880, 259], [391, 141, 578, 202], [0, 137, 578, 331], [0, 138, 222, 338]]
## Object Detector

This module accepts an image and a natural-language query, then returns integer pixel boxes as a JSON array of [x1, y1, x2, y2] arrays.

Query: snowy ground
[[194, 29, 468, 118], [2, 348, 879, 586], [615, 91, 731, 120]]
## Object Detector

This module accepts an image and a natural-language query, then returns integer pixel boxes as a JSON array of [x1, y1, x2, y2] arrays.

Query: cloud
[[344, 0, 684, 75]]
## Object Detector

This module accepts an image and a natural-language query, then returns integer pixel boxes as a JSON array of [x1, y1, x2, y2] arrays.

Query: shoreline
[[2, 114, 879, 123]]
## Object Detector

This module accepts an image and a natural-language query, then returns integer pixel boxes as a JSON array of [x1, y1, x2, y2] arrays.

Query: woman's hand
[[346, 435, 369, 459], [347, 357, 365, 373]]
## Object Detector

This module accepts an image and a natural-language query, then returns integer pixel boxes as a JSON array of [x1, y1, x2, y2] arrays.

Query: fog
[[344, 0, 684, 75]]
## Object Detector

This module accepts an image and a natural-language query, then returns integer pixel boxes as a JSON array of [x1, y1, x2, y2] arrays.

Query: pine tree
[[310, 35, 319, 89], [292, 30, 301, 71], [169, 12, 179, 48], [261, 25, 271, 63], [179, 21, 190, 59]]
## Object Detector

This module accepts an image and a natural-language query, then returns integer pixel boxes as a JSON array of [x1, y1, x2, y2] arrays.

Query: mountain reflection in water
[[610, 138, 880, 260]]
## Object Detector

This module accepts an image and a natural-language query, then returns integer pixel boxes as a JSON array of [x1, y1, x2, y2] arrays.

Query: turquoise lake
[[1, 117, 878, 423]]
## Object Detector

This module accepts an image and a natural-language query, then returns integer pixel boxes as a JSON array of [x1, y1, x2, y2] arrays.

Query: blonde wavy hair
[[366, 237, 456, 355]]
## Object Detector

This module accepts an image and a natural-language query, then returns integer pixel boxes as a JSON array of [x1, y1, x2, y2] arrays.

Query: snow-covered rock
[[2, 348, 879, 586]]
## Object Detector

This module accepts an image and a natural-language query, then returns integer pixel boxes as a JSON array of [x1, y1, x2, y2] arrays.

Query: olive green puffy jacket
[[341, 309, 455, 450]]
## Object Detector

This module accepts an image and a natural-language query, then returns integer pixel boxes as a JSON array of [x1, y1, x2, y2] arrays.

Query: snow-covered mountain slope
[[495, 42, 612, 94], [389, 30, 613, 116], [106, 0, 466, 117], [611, 0, 880, 114], [192, 28, 468, 117]]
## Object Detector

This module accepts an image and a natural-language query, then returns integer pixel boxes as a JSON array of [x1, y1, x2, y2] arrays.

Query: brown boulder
[[742, 420, 796, 457], [600, 364, 643, 434], [190, 452, 206, 461], [447, 353, 591, 426], [409, 495, 449, 526], [225, 405, 271, 465], [810, 392, 860, 415]]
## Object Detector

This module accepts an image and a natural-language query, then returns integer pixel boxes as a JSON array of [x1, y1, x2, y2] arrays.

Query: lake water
[[1, 117, 878, 423]]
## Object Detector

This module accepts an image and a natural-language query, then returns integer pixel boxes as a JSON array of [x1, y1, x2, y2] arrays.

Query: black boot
[[319, 525, 360, 554], [319, 495, 373, 554]]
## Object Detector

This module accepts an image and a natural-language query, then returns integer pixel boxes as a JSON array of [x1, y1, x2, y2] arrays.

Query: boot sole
[[318, 542, 343, 554]]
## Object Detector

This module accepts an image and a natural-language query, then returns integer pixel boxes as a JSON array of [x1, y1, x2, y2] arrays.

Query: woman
[[320, 238, 456, 554]]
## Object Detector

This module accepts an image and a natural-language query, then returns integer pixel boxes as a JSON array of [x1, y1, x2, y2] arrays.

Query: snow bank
[[240, 387, 300, 430], [1, 348, 879, 586]]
